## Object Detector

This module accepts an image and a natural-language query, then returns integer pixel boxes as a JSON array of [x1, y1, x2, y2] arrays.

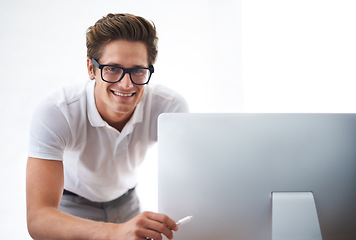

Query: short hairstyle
[[86, 13, 158, 65]]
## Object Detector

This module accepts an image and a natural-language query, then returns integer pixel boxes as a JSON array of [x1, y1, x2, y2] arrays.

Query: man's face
[[88, 40, 149, 124]]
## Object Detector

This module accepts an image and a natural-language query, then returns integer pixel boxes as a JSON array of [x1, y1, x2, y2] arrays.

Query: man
[[26, 13, 188, 240]]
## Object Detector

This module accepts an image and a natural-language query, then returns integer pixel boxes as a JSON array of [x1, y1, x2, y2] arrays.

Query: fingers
[[134, 211, 178, 240], [146, 211, 178, 231]]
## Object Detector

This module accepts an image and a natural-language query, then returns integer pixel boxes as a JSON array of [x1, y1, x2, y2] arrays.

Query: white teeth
[[112, 91, 133, 97]]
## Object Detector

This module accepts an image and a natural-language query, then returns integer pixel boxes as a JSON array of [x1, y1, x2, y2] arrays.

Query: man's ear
[[87, 58, 96, 80]]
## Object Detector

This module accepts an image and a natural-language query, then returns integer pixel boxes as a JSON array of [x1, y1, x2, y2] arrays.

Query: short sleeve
[[164, 91, 189, 113], [28, 99, 72, 160], [148, 85, 189, 142]]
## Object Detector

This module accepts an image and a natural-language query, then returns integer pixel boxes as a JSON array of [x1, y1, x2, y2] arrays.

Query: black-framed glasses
[[92, 58, 154, 85]]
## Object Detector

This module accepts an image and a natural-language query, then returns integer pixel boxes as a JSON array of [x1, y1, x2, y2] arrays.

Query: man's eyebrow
[[104, 63, 147, 68], [132, 65, 148, 68], [103, 62, 122, 67]]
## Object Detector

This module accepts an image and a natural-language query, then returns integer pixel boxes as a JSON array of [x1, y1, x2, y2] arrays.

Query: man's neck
[[103, 111, 134, 132]]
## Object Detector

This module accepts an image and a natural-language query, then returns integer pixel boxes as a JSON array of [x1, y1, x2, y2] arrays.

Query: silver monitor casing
[[157, 113, 356, 240]]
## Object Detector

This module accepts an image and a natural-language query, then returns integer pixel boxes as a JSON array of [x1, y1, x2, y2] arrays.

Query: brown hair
[[86, 13, 158, 65]]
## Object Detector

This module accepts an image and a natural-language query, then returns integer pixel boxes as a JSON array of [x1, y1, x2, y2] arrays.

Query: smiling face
[[87, 40, 149, 128]]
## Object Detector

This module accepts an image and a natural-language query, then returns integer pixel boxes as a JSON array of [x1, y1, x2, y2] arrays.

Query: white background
[[0, 0, 355, 238]]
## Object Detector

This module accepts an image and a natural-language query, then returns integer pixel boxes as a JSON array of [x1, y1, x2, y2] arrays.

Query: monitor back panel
[[157, 113, 356, 240]]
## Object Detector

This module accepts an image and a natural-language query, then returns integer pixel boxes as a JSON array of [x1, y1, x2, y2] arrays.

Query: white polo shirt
[[28, 80, 188, 202]]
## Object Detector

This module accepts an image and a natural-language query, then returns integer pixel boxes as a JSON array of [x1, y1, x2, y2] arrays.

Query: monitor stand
[[272, 192, 322, 240]]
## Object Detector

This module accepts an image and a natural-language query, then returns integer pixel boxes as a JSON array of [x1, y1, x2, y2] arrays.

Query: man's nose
[[118, 73, 134, 88]]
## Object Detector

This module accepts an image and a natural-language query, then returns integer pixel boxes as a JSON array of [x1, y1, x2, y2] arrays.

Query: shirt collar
[[86, 80, 146, 129]]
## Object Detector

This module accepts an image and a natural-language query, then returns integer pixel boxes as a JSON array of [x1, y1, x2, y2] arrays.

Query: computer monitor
[[157, 113, 356, 240]]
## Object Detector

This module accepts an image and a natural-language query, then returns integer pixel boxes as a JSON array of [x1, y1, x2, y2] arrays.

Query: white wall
[[0, 0, 241, 238], [242, 0, 356, 113]]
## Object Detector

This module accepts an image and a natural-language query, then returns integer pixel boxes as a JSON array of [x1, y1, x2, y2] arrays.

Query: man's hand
[[116, 211, 178, 240]]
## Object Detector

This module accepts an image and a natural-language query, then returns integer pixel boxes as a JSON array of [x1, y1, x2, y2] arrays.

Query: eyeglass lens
[[102, 66, 150, 84]]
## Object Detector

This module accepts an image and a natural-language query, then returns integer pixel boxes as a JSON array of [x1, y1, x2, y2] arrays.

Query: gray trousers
[[59, 189, 141, 223]]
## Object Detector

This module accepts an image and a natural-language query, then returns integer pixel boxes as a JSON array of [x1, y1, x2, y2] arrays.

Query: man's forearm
[[27, 207, 117, 240]]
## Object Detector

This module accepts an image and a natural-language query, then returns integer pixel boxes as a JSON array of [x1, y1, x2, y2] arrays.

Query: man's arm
[[26, 157, 178, 240]]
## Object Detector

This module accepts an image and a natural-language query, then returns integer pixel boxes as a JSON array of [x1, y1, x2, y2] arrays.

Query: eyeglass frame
[[91, 58, 154, 85]]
